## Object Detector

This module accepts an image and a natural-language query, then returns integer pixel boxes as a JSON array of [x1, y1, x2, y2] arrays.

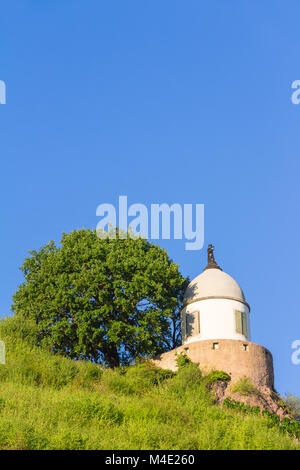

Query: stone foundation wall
[[152, 339, 274, 389]]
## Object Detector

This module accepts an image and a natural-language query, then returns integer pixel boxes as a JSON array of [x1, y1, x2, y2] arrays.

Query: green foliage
[[125, 361, 175, 386], [205, 370, 231, 385], [0, 317, 102, 389], [0, 322, 298, 450], [61, 393, 124, 425], [280, 393, 300, 419], [223, 397, 247, 414], [175, 352, 192, 369], [72, 362, 103, 389], [280, 418, 300, 439], [223, 397, 264, 419], [231, 377, 259, 396], [175, 362, 203, 386], [224, 398, 260, 417], [223, 397, 300, 440], [0, 316, 39, 347], [262, 409, 280, 426], [11, 229, 188, 367], [103, 361, 174, 395], [166, 362, 204, 400]]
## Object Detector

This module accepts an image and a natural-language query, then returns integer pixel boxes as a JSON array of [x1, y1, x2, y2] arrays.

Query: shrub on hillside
[[0, 316, 104, 389], [104, 361, 174, 395], [205, 370, 231, 385], [73, 362, 103, 388], [175, 352, 193, 369], [125, 361, 175, 385], [231, 377, 259, 396], [61, 394, 124, 425], [0, 349, 80, 388], [280, 393, 300, 419], [0, 316, 39, 347], [223, 397, 260, 415], [165, 362, 204, 399]]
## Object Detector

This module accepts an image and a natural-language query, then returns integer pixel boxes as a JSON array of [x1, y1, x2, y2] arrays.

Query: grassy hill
[[0, 316, 298, 450]]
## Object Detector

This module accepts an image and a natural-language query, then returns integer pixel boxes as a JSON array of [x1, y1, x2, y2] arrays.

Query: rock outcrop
[[210, 380, 291, 419]]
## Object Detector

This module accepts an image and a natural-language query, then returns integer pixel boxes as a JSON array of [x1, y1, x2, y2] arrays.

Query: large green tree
[[12, 229, 188, 367]]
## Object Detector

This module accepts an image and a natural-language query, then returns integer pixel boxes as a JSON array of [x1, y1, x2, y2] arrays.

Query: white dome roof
[[183, 268, 248, 308]]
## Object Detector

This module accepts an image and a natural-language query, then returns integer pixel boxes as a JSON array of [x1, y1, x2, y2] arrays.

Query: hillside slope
[[0, 317, 298, 450]]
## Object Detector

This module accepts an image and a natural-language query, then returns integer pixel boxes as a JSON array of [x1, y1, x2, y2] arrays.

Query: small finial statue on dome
[[207, 244, 215, 263], [204, 244, 222, 271]]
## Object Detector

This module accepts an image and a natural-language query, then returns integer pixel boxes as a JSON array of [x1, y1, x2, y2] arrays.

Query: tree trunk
[[104, 345, 120, 368]]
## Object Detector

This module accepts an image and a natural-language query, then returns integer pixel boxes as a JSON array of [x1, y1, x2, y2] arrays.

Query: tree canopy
[[12, 229, 188, 367]]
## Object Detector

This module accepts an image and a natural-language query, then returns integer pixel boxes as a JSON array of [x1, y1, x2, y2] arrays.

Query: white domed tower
[[153, 244, 275, 389], [181, 244, 251, 344]]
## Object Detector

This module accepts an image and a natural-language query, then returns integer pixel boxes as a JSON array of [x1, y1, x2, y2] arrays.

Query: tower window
[[186, 313, 193, 337], [185, 311, 200, 337], [243, 344, 248, 351], [235, 310, 248, 336], [197, 311, 200, 333], [181, 314, 186, 340], [212, 342, 219, 350]]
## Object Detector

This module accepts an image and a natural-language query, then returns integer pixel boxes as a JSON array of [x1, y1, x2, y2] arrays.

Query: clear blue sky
[[0, 1, 299, 396]]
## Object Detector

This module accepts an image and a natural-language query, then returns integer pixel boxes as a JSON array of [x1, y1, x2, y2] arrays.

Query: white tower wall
[[181, 298, 250, 344]]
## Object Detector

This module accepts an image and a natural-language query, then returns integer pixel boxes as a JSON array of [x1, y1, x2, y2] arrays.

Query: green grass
[[0, 317, 298, 450]]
